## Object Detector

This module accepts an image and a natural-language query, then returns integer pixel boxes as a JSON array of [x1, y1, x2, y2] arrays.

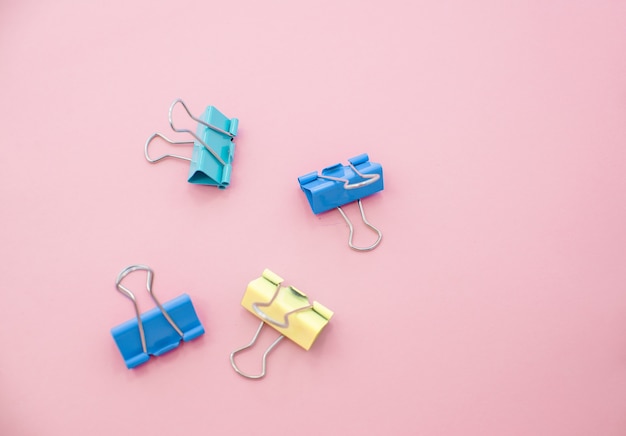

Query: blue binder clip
[[144, 98, 239, 189], [298, 153, 384, 251], [110, 265, 205, 369]]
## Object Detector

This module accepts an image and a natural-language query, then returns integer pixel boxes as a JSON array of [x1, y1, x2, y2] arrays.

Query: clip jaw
[[188, 105, 238, 188], [242, 269, 333, 349], [230, 269, 333, 379], [298, 154, 383, 214], [298, 154, 384, 251], [110, 265, 205, 369], [144, 99, 239, 189]]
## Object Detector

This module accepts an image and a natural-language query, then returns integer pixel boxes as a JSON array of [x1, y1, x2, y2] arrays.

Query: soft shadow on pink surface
[[1, 1, 626, 435]]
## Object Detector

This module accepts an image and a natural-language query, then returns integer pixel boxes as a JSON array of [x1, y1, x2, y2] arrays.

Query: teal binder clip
[[144, 99, 239, 189], [110, 265, 205, 369]]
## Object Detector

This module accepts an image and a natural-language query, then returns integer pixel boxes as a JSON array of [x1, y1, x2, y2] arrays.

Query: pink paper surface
[[1, 1, 626, 435]]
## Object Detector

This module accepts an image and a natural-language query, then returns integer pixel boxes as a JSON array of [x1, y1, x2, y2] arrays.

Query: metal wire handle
[[168, 99, 229, 166], [144, 133, 193, 163], [115, 265, 184, 354], [230, 322, 284, 379], [337, 199, 383, 251], [317, 162, 380, 190], [144, 98, 234, 166], [251, 284, 313, 329]]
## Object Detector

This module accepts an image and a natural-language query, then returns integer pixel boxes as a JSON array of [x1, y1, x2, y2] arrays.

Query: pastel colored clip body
[[230, 269, 333, 379], [110, 265, 205, 369], [298, 153, 384, 251], [144, 98, 239, 189]]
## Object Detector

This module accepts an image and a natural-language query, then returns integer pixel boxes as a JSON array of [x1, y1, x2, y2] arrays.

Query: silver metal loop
[[115, 265, 184, 354], [252, 284, 313, 329], [230, 322, 284, 379], [144, 132, 193, 163], [317, 163, 380, 190], [168, 99, 228, 166], [337, 199, 383, 251]]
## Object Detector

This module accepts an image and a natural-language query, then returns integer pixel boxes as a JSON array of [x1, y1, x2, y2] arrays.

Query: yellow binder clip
[[230, 269, 334, 379]]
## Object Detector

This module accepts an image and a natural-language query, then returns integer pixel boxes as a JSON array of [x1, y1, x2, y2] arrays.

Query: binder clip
[[144, 98, 239, 189], [298, 153, 384, 251], [110, 265, 205, 369], [230, 269, 333, 379]]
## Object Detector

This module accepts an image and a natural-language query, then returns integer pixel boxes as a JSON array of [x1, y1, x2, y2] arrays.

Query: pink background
[[1, 1, 626, 434]]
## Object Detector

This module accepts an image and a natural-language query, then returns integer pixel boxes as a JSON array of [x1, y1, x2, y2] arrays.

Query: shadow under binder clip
[[298, 153, 384, 251], [144, 98, 239, 189], [230, 269, 333, 379], [110, 265, 205, 369]]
